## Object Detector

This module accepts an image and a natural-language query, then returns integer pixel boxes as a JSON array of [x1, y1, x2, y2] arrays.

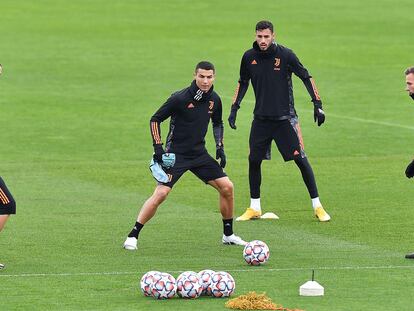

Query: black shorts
[[249, 118, 302, 162], [0, 177, 16, 215], [160, 152, 227, 188]]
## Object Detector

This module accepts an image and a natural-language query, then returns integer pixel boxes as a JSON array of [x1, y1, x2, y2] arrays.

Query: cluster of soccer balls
[[140, 240, 269, 300], [140, 270, 235, 299]]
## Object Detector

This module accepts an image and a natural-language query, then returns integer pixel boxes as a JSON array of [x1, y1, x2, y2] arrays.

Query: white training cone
[[260, 212, 279, 219], [299, 270, 324, 296], [299, 281, 324, 296]]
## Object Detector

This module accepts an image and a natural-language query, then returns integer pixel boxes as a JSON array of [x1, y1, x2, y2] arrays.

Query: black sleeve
[[289, 51, 322, 104], [232, 53, 250, 110], [302, 77, 322, 104], [149, 95, 178, 146], [212, 96, 224, 148]]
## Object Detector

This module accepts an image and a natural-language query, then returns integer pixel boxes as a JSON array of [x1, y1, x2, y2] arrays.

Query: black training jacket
[[150, 81, 223, 156], [232, 41, 321, 119]]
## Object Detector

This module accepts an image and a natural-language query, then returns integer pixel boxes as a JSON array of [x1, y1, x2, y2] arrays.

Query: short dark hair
[[256, 20, 274, 33], [405, 67, 414, 75], [195, 61, 215, 73]]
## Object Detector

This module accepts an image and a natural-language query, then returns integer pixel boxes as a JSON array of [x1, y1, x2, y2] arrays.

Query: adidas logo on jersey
[[251, 59, 257, 65]]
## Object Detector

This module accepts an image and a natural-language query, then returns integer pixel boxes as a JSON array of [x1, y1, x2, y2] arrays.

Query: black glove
[[228, 107, 238, 129], [216, 147, 226, 168], [153, 144, 165, 163], [313, 101, 325, 126], [405, 160, 414, 178]]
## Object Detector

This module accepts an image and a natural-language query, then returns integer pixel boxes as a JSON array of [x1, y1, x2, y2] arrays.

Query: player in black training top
[[228, 21, 331, 222], [0, 65, 17, 270], [0, 176, 16, 270], [404, 66, 414, 259], [123, 61, 247, 250]]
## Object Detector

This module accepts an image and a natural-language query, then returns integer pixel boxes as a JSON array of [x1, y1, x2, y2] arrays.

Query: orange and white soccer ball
[[243, 240, 270, 266], [140, 271, 162, 297], [176, 271, 203, 299], [209, 271, 235, 298], [149, 272, 176, 299]]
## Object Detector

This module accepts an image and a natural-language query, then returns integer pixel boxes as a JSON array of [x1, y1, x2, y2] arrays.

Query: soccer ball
[[176, 271, 203, 299], [198, 269, 215, 295], [149, 272, 177, 299], [243, 240, 270, 266], [140, 270, 162, 297], [209, 271, 235, 298]]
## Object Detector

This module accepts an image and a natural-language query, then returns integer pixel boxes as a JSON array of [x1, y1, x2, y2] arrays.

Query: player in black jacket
[[0, 176, 16, 270], [404, 66, 414, 259], [228, 21, 330, 222], [123, 61, 246, 250], [0, 65, 17, 270]]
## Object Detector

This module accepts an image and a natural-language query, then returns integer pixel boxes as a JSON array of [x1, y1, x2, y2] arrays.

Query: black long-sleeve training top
[[150, 80, 224, 156], [232, 41, 321, 119]]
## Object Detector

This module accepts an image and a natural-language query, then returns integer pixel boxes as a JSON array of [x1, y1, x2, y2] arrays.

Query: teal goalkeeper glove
[[149, 153, 175, 183], [161, 153, 175, 169]]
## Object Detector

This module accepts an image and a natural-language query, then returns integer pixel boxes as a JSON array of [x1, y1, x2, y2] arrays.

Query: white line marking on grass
[[222, 95, 414, 131], [226, 265, 414, 273], [0, 271, 137, 278], [1, 265, 413, 278], [324, 114, 414, 130]]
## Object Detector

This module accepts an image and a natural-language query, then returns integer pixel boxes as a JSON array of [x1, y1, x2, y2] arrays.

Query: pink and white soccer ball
[[149, 272, 177, 299], [176, 271, 203, 299], [209, 271, 235, 298], [198, 269, 215, 295], [140, 270, 162, 297], [243, 240, 270, 266]]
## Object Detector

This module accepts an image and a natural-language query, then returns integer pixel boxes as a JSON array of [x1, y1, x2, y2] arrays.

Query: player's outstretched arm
[[150, 119, 165, 163], [212, 97, 226, 168], [302, 77, 325, 126], [289, 51, 326, 126], [228, 54, 250, 130], [149, 96, 178, 162], [228, 80, 249, 129]]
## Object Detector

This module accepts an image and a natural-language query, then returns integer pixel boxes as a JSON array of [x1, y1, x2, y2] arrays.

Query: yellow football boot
[[236, 208, 262, 221], [314, 206, 331, 222]]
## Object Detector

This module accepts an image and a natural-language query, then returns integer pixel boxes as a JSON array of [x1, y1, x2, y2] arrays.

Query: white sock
[[311, 197, 322, 209], [250, 198, 261, 212]]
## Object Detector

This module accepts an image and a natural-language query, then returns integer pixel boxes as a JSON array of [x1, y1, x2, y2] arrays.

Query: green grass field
[[1, 0, 414, 310]]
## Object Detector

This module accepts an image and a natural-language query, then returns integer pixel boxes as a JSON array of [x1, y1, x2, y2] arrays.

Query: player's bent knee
[[219, 180, 234, 198], [153, 186, 171, 203], [294, 155, 306, 166]]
